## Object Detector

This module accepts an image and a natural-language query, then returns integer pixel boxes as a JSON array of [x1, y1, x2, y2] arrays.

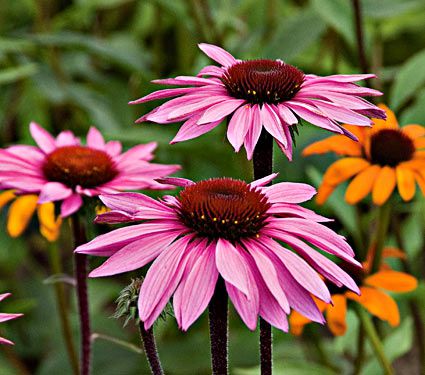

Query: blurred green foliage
[[0, 0, 424, 374]]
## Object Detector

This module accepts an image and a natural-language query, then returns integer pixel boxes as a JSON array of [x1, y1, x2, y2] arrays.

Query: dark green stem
[[370, 203, 391, 274], [353, 321, 365, 374], [352, 0, 369, 74], [138, 324, 164, 375]]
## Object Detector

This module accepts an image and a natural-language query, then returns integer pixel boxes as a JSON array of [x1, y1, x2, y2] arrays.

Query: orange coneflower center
[[42, 146, 118, 188], [178, 178, 270, 241], [370, 129, 415, 167], [222, 60, 304, 105]]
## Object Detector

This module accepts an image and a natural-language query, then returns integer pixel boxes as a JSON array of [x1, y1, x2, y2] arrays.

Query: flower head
[[0, 190, 61, 241], [0, 293, 23, 345], [131, 43, 385, 160], [290, 247, 417, 336], [303, 105, 425, 205], [0, 123, 180, 217], [76, 175, 360, 332]]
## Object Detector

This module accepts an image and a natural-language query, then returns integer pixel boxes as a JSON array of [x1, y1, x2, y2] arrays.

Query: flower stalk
[[48, 242, 79, 375], [209, 277, 228, 375], [71, 214, 91, 375], [370, 202, 391, 274], [253, 130, 273, 375], [138, 324, 164, 375]]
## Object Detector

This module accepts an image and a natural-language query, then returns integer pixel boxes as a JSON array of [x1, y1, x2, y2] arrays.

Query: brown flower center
[[222, 59, 304, 105], [370, 129, 415, 167], [177, 178, 270, 241], [42, 146, 118, 188]]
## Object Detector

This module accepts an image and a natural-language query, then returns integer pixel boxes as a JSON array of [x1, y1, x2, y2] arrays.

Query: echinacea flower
[[131, 43, 385, 160], [290, 247, 417, 336], [0, 190, 61, 241], [76, 174, 360, 332], [0, 123, 180, 217], [303, 105, 425, 205], [0, 293, 23, 345]]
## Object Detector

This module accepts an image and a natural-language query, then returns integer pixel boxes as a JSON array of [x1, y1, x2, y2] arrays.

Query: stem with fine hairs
[[253, 130, 273, 375], [71, 215, 92, 375], [138, 324, 164, 375], [352, 0, 369, 74]]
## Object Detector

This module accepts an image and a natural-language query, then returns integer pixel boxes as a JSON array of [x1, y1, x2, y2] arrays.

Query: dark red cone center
[[177, 178, 270, 241], [222, 59, 305, 105], [43, 146, 118, 188]]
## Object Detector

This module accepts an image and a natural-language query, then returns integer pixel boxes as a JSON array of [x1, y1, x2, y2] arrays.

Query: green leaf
[[311, 0, 355, 46], [390, 48, 425, 110], [400, 87, 425, 125], [362, 0, 425, 19], [264, 7, 327, 62], [0, 63, 38, 85]]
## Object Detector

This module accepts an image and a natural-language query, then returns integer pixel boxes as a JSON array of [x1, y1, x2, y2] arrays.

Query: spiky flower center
[[177, 178, 271, 241], [221, 59, 305, 105], [370, 129, 415, 167], [42, 146, 118, 188]]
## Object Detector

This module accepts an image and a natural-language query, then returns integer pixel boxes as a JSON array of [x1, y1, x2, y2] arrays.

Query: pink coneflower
[[0, 123, 180, 217], [76, 174, 360, 331], [131, 43, 385, 160], [0, 293, 22, 345]]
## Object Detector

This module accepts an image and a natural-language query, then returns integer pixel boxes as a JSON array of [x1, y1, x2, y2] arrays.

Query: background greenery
[[0, 0, 424, 374]]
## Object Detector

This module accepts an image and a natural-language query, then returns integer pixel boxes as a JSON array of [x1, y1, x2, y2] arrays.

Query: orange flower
[[290, 248, 417, 336], [303, 105, 425, 205], [0, 190, 62, 242]]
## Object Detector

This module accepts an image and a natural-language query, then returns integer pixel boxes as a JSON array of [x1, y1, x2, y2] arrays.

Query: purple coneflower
[[131, 43, 385, 160], [0, 293, 22, 345], [0, 123, 180, 217], [76, 174, 360, 331]]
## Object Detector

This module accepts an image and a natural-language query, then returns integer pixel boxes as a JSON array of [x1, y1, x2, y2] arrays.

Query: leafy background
[[0, 0, 424, 374]]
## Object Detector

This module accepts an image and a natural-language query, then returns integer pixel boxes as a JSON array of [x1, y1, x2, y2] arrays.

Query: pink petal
[[116, 143, 157, 165], [155, 177, 194, 188], [170, 115, 222, 144], [30, 122, 56, 153], [250, 173, 278, 188], [89, 231, 181, 277], [86, 127, 105, 149], [260, 104, 288, 147], [138, 236, 192, 326], [243, 104, 262, 160], [197, 99, 245, 125], [305, 73, 376, 83], [197, 65, 225, 77], [0, 313, 23, 323], [267, 203, 331, 222], [0, 293, 11, 302], [262, 182, 316, 203], [38, 182, 72, 203], [276, 104, 298, 125], [311, 100, 372, 126], [129, 87, 195, 104], [198, 43, 237, 67], [56, 130, 80, 147], [152, 76, 221, 86], [61, 193, 83, 217], [105, 141, 122, 157], [215, 239, 252, 297], [227, 104, 252, 152]]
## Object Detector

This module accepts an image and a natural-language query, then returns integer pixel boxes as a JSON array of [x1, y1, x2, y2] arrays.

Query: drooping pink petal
[[38, 182, 72, 203], [276, 104, 298, 125], [89, 231, 181, 277], [260, 104, 288, 147], [227, 104, 252, 152], [170, 115, 222, 144], [0, 313, 23, 323], [215, 238, 252, 297], [61, 193, 83, 217], [244, 104, 262, 160], [152, 76, 221, 87], [129, 88, 195, 105], [198, 43, 237, 67], [30, 122, 56, 153], [197, 99, 245, 125]]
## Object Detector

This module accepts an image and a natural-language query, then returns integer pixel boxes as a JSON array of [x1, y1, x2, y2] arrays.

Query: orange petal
[[316, 183, 336, 205], [7, 195, 38, 237], [415, 172, 425, 196], [372, 104, 399, 130], [37, 203, 62, 242], [326, 295, 347, 336], [0, 190, 16, 210], [346, 286, 400, 326], [402, 124, 425, 139], [345, 165, 381, 204], [396, 166, 416, 201], [372, 166, 396, 205], [399, 159, 425, 172], [322, 158, 370, 186], [382, 247, 406, 260], [302, 136, 362, 157], [365, 270, 418, 292], [414, 138, 425, 150]]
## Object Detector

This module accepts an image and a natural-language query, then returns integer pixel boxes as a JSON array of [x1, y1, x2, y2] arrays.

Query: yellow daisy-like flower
[[303, 104, 425, 205], [0, 190, 62, 242], [290, 248, 417, 336]]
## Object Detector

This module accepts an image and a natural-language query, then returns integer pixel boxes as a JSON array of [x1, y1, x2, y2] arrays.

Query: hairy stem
[[209, 278, 228, 375], [355, 305, 394, 374], [138, 324, 164, 375], [71, 215, 91, 375], [352, 0, 369, 74], [48, 242, 79, 375], [370, 203, 391, 274], [253, 130, 274, 374]]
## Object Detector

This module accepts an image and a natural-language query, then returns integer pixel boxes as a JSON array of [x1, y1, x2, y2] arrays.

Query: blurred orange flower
[[290, 248, 417, 336], [303, 104, 425, 205], [0, 190, 62, 242]]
